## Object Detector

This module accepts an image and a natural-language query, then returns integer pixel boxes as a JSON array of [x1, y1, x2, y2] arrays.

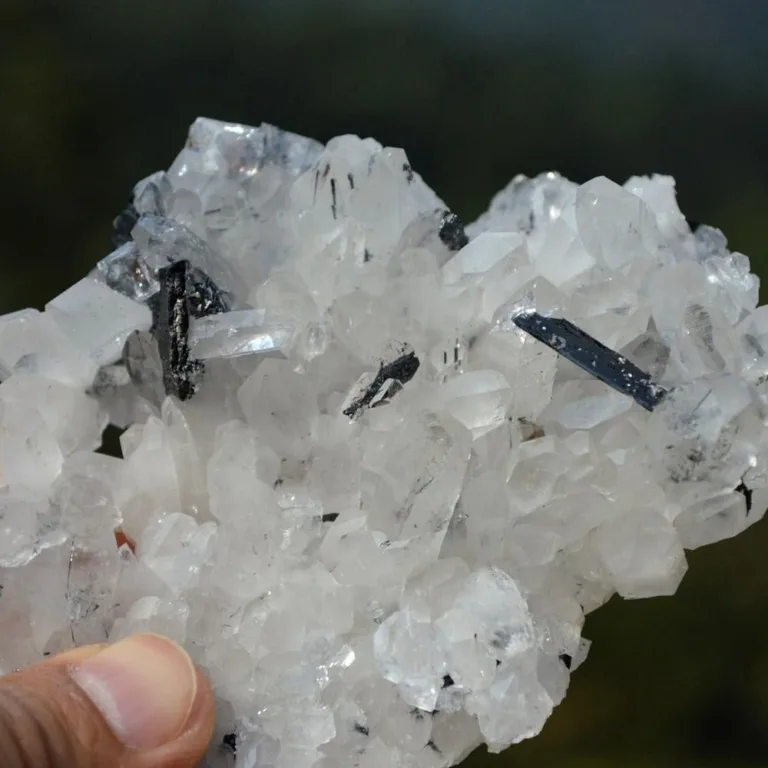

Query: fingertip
[[0, 636, 217, 768], [132, 666, 217, 768], [72, 634, 199, 750]]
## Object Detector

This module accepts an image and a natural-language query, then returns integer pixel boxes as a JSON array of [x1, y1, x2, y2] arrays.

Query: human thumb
[[0, 634, 215, 768]]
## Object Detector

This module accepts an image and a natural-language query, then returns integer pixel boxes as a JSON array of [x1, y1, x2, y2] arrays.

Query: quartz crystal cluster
[[1, 117, 767, 768]]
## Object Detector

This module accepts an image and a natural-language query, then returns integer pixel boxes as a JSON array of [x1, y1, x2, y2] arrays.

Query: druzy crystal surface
[[1, 117, 766, 767]]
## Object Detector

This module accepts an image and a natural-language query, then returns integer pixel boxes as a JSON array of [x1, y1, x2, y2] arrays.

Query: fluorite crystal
[[0, 117, 766, 768]]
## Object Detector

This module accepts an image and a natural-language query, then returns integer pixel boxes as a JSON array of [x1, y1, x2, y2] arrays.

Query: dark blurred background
[[3, 1, 768, 765]]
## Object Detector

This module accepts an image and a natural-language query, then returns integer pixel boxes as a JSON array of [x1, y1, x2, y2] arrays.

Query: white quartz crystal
[[0, 117, 766, 768], [46, 277, 152, 366], [189, 310, 294, 360]]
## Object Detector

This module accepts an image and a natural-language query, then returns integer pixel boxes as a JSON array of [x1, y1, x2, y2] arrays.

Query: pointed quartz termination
[[94, 242, 160, 303], [123, 331, 165, 407], [512, 310, 667, 411], [188, 310, 293, 360]]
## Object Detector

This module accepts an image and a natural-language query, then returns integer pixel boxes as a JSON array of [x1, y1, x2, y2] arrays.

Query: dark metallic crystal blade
[[342, 350, 420, 419], [150, 260, 233, 401], [155, 260, 202, 401], [512, 311, 667, 411]]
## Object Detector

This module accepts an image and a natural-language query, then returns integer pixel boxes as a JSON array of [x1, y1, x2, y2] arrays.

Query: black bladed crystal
[[150, 258, 234, 401], [512, 311, 667, 411], [343, 351, 421, 418], [155, 260, 203, 401]]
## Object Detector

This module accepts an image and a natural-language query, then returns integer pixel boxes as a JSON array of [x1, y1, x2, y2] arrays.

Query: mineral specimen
[[0, 118, 765, 768]]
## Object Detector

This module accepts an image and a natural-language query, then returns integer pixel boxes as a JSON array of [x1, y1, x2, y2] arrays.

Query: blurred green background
[[3, 1, 768, 765]]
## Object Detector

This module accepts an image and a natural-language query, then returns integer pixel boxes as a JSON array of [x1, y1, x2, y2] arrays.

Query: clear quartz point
[[94, 242, 160, 302], [188, 310, 294, 360]]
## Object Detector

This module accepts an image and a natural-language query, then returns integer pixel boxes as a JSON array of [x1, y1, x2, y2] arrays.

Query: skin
[[0, 642, 216, 768]]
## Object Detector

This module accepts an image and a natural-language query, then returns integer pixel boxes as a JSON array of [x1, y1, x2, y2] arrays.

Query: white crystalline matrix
[[0, 116, 766, 768]]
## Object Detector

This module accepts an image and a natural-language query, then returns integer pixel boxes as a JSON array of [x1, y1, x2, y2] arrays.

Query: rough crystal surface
[[0, 118, 766, 768]]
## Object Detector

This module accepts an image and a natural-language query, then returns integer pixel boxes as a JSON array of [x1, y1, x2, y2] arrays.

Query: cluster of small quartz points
[[0, 117, 767, 768]]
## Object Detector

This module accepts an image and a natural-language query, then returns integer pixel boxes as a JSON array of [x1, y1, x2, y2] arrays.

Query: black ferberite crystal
[[343, 351, 421, 418], [155, 260, 201, 401], [438, 210, 470, 252], [512, 311, 667, 412]]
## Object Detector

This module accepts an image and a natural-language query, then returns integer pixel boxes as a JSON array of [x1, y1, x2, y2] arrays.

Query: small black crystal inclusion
[[343, 351, 421, 418], [438, 211, 469, 252], [186, 266, 232, 318], [222, 732, 237, 754], [735, 480, 753, 515]]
